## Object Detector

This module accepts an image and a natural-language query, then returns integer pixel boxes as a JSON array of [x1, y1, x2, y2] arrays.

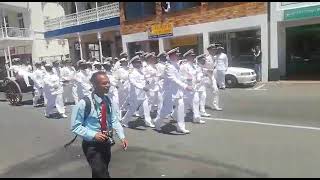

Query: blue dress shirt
[[71, 93, 125, 141]]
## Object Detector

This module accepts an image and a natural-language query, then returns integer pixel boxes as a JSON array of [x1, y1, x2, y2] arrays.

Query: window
[[17, 13, 24, 28], [88, 43, 100, 59], [2, 16, 8, 27], [165, 2, 200, 13], [124, 2, 156, 21], [71, 3, 76, 14]]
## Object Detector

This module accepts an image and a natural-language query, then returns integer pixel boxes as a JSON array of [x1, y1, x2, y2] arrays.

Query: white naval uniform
[[43, 71, 65, 116], [180, 61, 201, 121], [60, 66, 76, 103], [155, 62, 166, 116], [214, 53, 228, 89], [11, 65, 32, 86], [113, 66, 130, 112], [144, 64, 161, 111], [31, 68, 45, 106], [205, 54, 221, 109], [106, 71, 121, 121], [75, 69, 92, 102], [122, 68, 153, 127], [196, 63, 211, 114], [154, 61, 189, 132]]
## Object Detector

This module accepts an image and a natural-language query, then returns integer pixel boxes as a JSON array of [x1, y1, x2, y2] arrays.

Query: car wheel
[[225, 75, 238, 88]]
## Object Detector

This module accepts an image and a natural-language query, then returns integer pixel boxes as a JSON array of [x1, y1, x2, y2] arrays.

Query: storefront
[[272, 3, 320, 80]]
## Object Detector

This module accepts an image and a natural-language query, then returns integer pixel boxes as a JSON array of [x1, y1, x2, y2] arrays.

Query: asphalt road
[[0, 82, 320, 178]]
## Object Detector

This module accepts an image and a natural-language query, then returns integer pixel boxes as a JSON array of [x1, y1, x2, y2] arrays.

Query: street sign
[[284, 5, 320, 21], [148, 22, 173, 39]]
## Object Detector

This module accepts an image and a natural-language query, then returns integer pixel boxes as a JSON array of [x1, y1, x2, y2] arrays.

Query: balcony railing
[[44, 2, 120, 31], [0, 27, 33, 39]]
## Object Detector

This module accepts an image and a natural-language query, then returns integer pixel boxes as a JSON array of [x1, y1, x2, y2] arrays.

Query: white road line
[[254, 84, 265, 90], [201, 117, 320, 131], [245, 88, 267, 91]]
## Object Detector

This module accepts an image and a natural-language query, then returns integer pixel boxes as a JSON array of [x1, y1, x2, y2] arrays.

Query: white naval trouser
[[45, 93, 65, 115], [33, 87, 43, 106], [122, 98, 153, 126], [184, 91, 200, 120], [199, 90, 207, 113], [154, 94, 186, 131], [108, 89, 121, 121], [216, 70, 226, 89], [209, 76, 220, 108], [63, 83, 74, 104], [72, 84, 79, 103]]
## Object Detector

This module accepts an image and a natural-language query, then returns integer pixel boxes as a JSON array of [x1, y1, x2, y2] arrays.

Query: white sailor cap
[[135, 50, 144, 56], [44, 63, 53, 67], [145, 52, 156, 59], [157, 52, 167, 58], [207, 44, 217, 50], [167, 47, 179, 55], [119, 58, 128, 63], [102, 61, 112, 66], [196, 54, 206, 60], [130, 55, 141, 64], [77, 60, 86, 66], [183, 49, 196, 58], [120, 51, 128, 57], [104, 57, 112, 62]]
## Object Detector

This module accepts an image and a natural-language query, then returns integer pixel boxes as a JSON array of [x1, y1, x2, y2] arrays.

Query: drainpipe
[[267, 2, 271, 80], [75, 2, 79, 25], [96, 2, 99, 21], [97, 32, 103, 62]]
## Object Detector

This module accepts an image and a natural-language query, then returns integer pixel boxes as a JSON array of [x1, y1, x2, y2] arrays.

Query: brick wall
[[120, 2, 267, 35]]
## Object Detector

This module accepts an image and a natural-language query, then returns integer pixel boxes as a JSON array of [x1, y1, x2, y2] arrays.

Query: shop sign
[[170, 36, 198, 47], [284, 5, 320, 21], [148, 22, 173, 39]]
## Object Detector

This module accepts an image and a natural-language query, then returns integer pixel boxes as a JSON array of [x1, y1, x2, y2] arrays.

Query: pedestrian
[[60, 59, 77, 104], [144, 52, 161, 112], [74, 60, 92, 102], [206, 44, 223, 111], [253, 45, 262, 82], [180, 49, 205, 124], [71, 71, 128, 178], [195, 54, 212, 117], [214, 43, 228, 89], [102, 59, 121, 121], [153, 47, 193, 134], [113, 58, 130, 114], [43, 63, 67, 118], [31, 62, 45, 107], [155, 52, 168, 117], [121, 55, 155, 128]]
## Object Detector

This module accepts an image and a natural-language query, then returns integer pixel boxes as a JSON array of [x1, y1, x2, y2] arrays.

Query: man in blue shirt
[[71, 71, 128, 178]]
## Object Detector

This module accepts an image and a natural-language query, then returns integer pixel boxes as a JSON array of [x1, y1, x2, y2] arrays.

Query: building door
[[286, 24, 320, 80]]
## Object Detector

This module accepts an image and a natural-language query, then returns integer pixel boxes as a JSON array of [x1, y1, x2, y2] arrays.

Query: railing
[[0, 27, 33, 39], [44, 2, 120, 31]]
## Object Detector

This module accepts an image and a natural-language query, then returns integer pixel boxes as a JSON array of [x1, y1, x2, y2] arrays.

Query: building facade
[[0, 2, 69, 67], [270, 2, 320, 80], [120, 2, 269, 82], [44, 2, 122, 65]]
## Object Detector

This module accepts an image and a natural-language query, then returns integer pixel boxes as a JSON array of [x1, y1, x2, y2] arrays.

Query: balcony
[[0, 27, 33, 48], [44, 2, 120, 32], [0, 27, 33, 39]]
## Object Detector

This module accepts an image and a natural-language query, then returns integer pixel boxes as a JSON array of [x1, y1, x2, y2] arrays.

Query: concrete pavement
[[0, 82, 320, 178]]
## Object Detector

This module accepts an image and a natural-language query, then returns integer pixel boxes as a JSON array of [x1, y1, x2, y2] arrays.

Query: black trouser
[[82, 140, 112, 178]]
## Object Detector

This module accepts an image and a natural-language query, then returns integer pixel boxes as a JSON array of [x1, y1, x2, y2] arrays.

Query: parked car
[[214, 67, 256, 88]]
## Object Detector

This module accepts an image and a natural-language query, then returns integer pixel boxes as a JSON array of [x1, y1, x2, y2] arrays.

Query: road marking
[[254, 84, 265, 90], [201, 117, 320, 131]]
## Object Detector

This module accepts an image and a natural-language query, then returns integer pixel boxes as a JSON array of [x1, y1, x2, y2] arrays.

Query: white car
[[215, 67, 257, 88]]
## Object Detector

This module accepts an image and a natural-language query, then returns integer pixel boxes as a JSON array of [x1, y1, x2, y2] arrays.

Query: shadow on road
[[0, 144, 268, 178]]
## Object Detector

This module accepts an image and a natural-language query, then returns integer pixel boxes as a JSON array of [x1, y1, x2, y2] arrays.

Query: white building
[[270, 2, 320, 80], [0, 2, 69, 73], [43, 2, 121, 64]]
